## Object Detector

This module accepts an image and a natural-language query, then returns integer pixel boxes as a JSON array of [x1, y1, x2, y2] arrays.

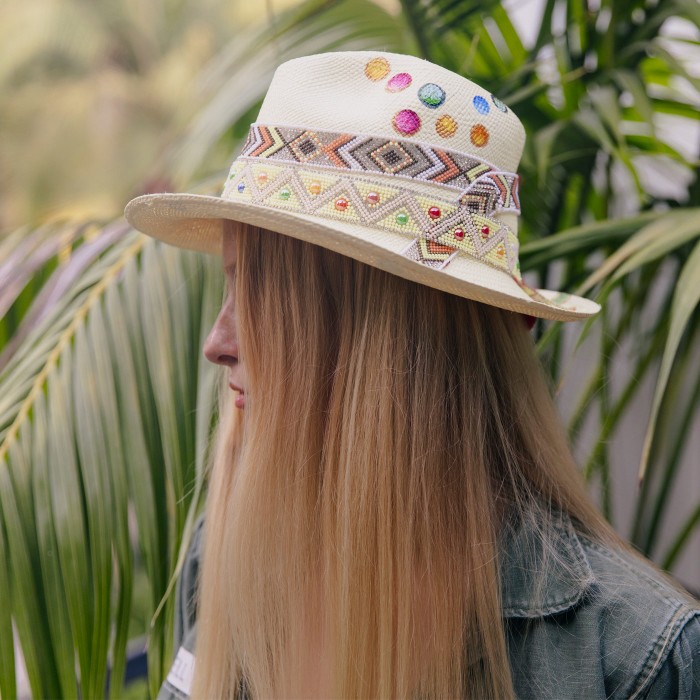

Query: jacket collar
[[499, 509, 596, 618]]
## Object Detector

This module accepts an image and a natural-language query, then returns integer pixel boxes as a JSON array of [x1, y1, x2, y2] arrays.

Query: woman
[[126, 51, 700, 699]]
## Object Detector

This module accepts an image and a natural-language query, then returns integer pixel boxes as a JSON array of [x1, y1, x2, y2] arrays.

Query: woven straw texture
[[124, 51, 600, 321]]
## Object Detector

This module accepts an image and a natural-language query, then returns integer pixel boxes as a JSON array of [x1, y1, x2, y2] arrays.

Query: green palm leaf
[[638, 239, 700, 483], [0, 225, 221, 697]]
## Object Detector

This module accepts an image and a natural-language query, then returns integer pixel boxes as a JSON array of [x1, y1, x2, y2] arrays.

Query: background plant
[[1, 0, 698, 696]]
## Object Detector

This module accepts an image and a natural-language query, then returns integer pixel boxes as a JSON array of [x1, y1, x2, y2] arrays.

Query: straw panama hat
[[125, 51, 600, 321]]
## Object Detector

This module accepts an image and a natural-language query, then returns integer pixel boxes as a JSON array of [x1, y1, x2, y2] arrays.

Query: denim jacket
[[159, 514, 700, 699]]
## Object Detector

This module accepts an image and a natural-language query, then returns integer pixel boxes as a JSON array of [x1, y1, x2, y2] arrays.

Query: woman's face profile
[[203, 230, 246, 409]]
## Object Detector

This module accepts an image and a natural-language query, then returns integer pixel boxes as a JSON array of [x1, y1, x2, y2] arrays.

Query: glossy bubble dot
[[237, 182, 246, 193], [386, 72, 412, 92], [454, 228, 465, 240], [308, 182, 321, 195], [396, 212, 409, 225], [418, 83, 446, 108], [470, 123, 489, 147], [491, 94, 508, 112], [392, 109, 421, 136], [435, 115, 458, 138], [366, 191, 380, 205], [473, 95, 490, 114], [365, 57, 390, 81], [279, 188, 291, 200]]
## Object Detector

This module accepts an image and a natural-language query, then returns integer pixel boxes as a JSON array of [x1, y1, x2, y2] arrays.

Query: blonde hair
[[191, 221, 614, 699]]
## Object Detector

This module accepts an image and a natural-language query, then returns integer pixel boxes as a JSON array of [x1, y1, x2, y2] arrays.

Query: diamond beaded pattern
[[225, 154, 521, 276]]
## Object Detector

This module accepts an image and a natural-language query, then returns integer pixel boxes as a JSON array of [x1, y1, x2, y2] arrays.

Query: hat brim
[[124, 193, 600, 322]]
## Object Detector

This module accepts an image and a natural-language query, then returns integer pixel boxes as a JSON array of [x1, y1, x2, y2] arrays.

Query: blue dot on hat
[[473, 95, 490, 114], [491, 94, 508, 112], [418, 83, 446, 109]]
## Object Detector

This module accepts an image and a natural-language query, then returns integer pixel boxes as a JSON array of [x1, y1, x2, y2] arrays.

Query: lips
[[228, 380, 246, 409]]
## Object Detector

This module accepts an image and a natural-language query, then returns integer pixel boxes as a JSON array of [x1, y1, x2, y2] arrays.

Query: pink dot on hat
[[386, 73, 412, 92], [392, 109, 421, 136]]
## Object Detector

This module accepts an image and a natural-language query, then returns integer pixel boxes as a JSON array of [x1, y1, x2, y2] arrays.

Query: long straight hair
[[191, 220, 614, 698]]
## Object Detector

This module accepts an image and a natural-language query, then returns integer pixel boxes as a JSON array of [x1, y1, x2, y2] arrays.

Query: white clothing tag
[[166, 646, 195, 696]]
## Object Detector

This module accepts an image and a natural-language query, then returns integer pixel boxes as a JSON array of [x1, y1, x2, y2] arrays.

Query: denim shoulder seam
[[580, 537, 700, 699], [581, 537, 692, 608], [628, 607, 699, 700]]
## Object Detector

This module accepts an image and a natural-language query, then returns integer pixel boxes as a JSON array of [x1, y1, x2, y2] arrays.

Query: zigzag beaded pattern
[[241, 124, 521, 198], [224, 160, 522, 278]]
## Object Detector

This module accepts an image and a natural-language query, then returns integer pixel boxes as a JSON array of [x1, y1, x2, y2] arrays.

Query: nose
[[203, 309, 239, 367]]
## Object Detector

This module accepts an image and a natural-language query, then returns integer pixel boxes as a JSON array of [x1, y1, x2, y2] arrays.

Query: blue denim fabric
[[159, 514, 700, 699], [501, 512, 700, 699]]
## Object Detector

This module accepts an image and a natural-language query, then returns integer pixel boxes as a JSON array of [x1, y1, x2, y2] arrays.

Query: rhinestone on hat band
[[224, 124, 521, 276]]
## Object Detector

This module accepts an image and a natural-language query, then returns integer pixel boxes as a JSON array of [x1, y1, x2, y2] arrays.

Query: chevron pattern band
[[241, 124, 521, 201], [229, 124, 522, 275]]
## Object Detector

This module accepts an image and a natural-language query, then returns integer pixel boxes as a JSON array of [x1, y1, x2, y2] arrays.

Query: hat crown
[[257, 51, 525, 173]]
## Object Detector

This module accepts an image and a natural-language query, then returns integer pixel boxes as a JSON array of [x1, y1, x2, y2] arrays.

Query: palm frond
[[0, 223, 221, 697]]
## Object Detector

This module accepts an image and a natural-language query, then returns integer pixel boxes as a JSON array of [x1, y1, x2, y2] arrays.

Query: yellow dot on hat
[[365, 57, 390, 81], [470, 124, 489, 147], [308, 181, 321, 195], [435, 115, 458, 138]]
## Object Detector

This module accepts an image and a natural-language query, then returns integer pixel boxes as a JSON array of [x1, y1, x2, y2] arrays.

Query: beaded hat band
[[125, 51, 600, 321], [228, 124, 521, 277]]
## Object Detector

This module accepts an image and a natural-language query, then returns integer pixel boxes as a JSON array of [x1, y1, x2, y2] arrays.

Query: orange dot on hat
[[365, 57, 390, 81], [470, 124, 489, 147], [435, 115, 458, 138]]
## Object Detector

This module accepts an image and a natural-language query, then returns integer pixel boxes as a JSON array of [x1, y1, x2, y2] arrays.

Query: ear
[[523, 314, 536, 331]]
